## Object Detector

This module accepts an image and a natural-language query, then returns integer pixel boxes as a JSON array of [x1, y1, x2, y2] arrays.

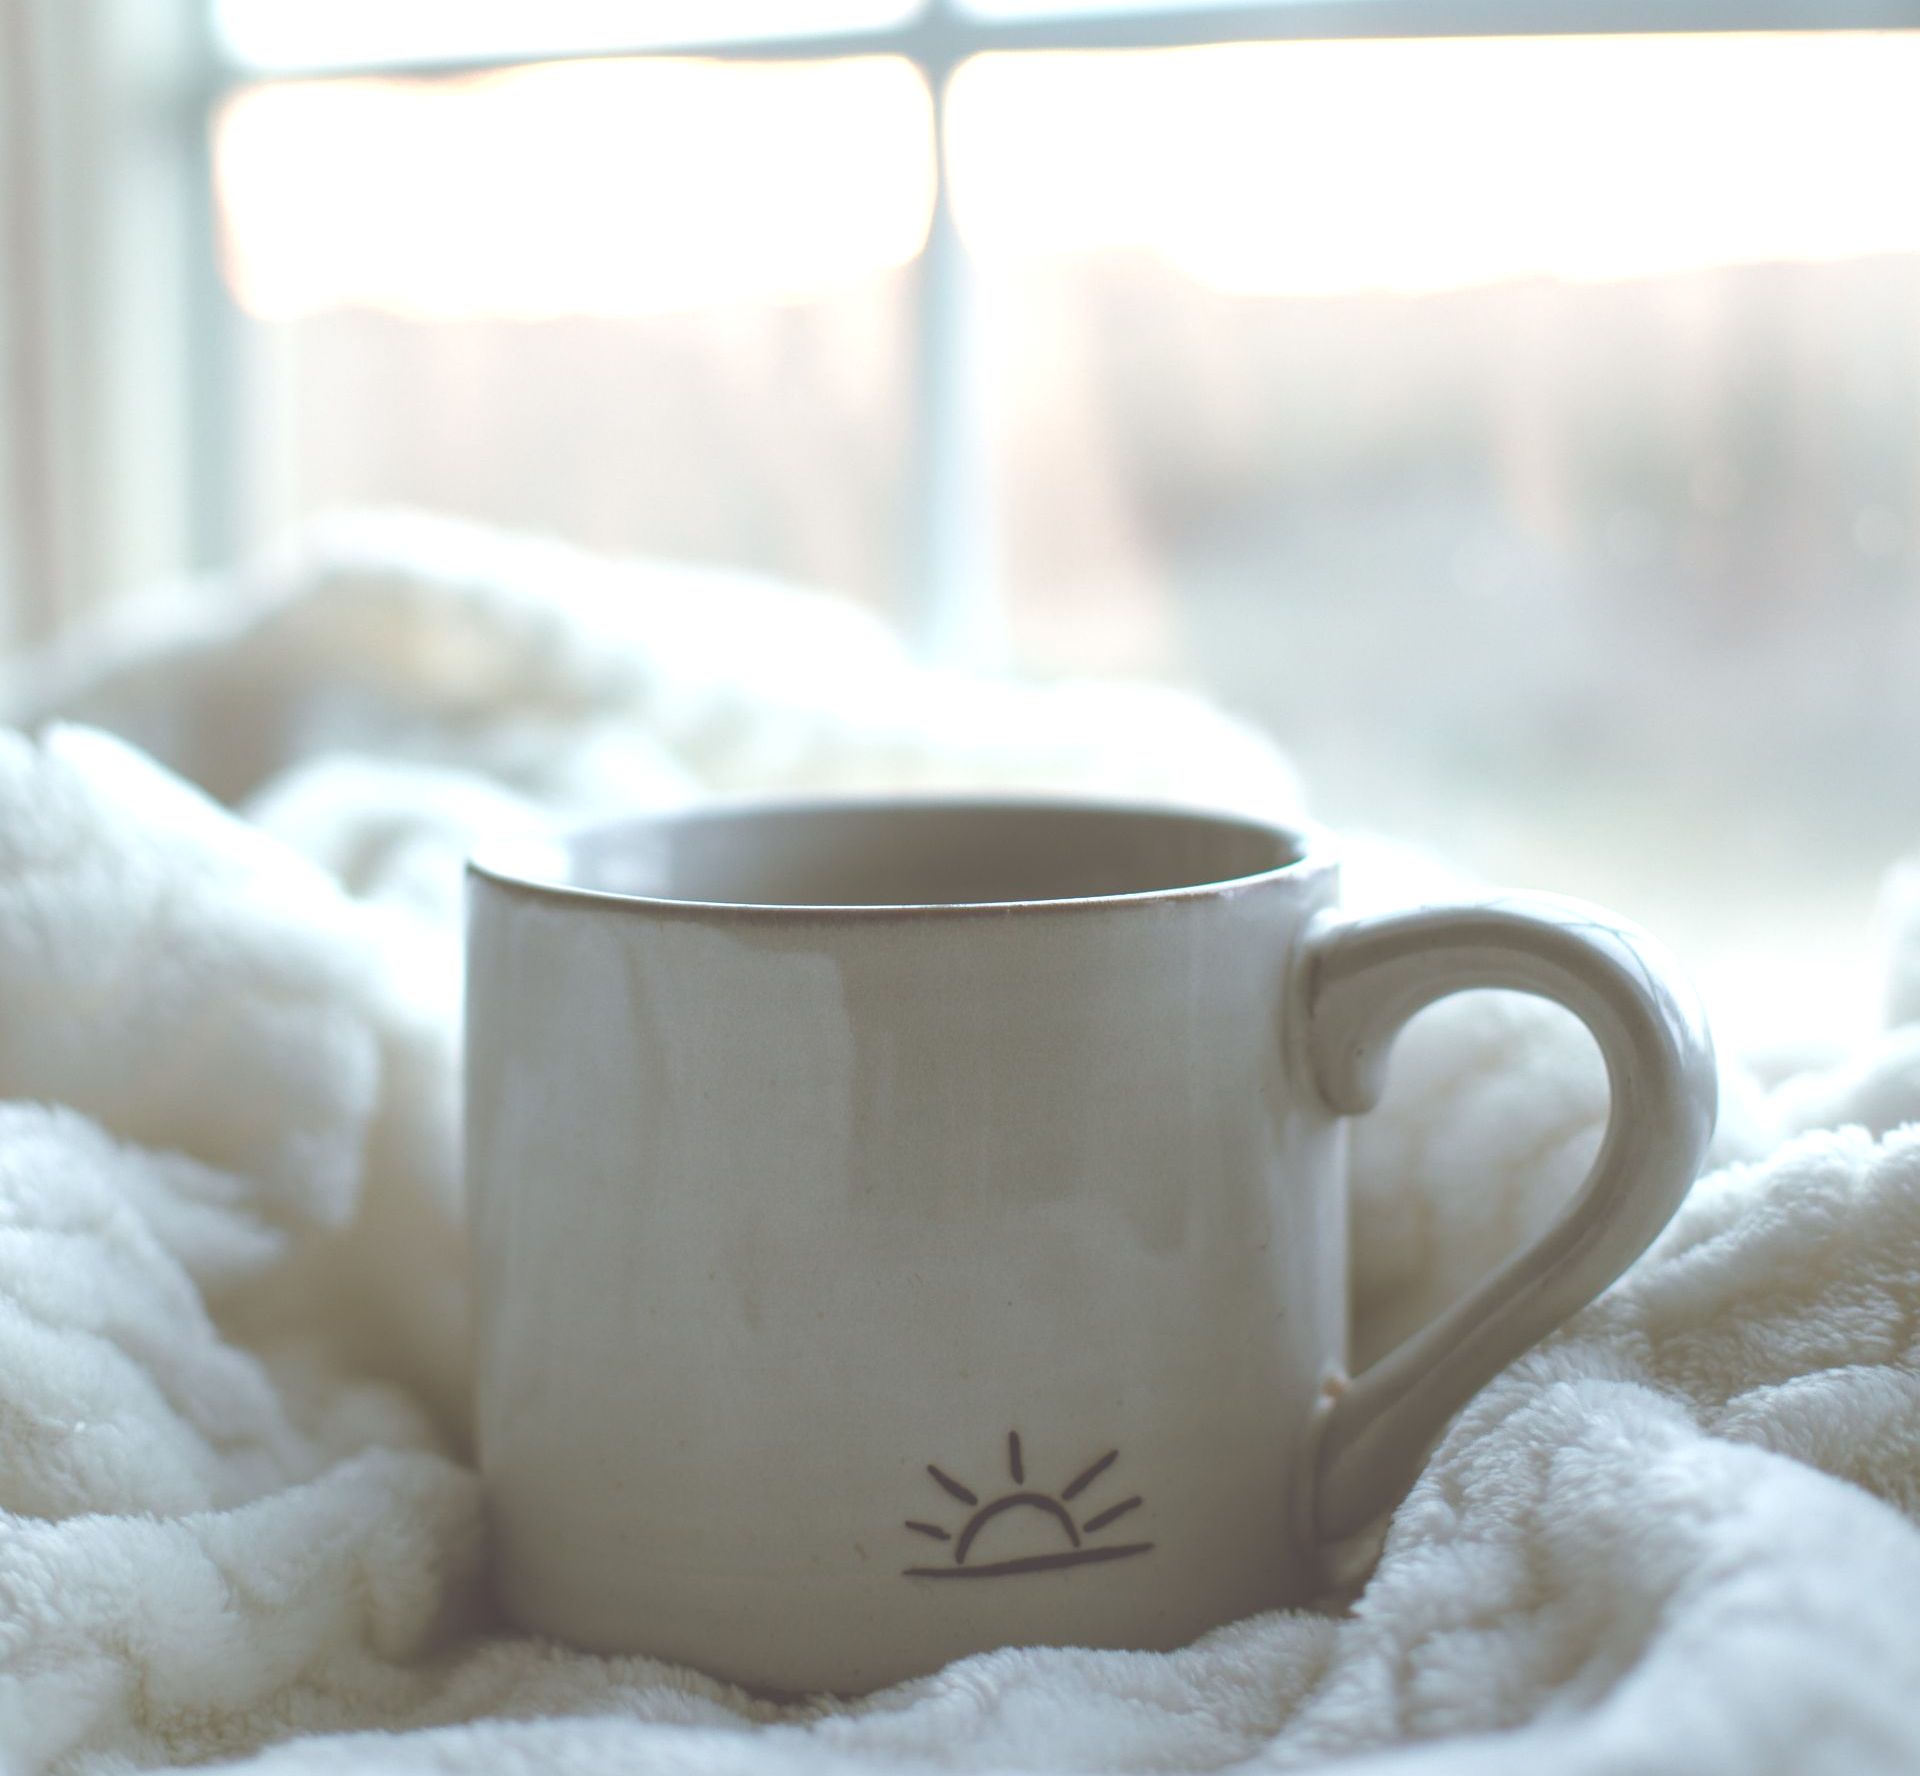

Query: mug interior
[[481, 799, 1306, 910]]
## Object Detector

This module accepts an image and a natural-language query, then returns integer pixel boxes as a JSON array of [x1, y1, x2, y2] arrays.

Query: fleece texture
[[0, 511, 1915, 1774]]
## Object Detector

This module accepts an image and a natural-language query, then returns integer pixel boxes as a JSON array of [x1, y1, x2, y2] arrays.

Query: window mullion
[[905, 56, 1000, 667]]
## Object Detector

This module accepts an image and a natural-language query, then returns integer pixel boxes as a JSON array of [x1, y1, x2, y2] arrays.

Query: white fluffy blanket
[[3, 512, 1919, 1775]]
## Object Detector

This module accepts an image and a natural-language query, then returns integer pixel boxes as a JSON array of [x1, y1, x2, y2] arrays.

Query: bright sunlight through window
[[214, 57, 936, 317], [218, 33, 1920, 321], [946, 34, 1920, 293]]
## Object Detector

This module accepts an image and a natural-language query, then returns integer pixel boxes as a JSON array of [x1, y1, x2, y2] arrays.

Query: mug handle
[[1296, 893, 1718, 1545]]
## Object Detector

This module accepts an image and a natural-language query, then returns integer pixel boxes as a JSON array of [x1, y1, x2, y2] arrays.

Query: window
[[944, 29, 1920, 1041], [214, 55, 932, 615], [43, 0, 1920, 1045]]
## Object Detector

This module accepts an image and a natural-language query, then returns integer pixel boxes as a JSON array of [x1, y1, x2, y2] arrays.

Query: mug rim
[[467, 792, 1335, 920]]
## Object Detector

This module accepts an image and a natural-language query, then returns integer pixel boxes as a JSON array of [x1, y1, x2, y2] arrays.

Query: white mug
[[466, 796, 1715, 1695]]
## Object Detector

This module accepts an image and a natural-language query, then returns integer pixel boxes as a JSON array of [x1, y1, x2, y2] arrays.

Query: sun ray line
[[1060, 1448, 1119, 1501], [905, 1520, 952, 1541], [927, 1464, 979, 1506], [1081, 1495, 1142, 1535], [1008, 1430, 1024, 1484]]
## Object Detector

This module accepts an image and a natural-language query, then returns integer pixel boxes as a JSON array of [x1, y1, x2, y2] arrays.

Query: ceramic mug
[[466, 796, 1715, 1695]]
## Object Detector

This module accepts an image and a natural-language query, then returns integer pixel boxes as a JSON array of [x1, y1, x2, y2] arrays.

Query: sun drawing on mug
[[902, 1431, 1153, 1578]]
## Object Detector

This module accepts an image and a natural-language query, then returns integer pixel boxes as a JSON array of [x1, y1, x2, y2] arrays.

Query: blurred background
[[5, 0, 1920, 1045]]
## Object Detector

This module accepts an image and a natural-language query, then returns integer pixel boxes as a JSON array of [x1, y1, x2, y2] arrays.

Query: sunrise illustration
[[902, 1431, 1153, 1579]]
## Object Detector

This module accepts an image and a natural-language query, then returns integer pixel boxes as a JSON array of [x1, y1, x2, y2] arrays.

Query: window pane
[[214, 0, 927, 71], [214, 57, 932, 613], [948, 33, 1920, 1041]]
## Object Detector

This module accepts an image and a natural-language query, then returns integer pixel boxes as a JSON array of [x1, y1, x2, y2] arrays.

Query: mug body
[[467, 798, 1342, 1694]]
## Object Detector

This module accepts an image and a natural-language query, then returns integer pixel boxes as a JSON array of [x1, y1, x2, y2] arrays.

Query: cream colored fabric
[[0, 514, 1913, 1774]]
